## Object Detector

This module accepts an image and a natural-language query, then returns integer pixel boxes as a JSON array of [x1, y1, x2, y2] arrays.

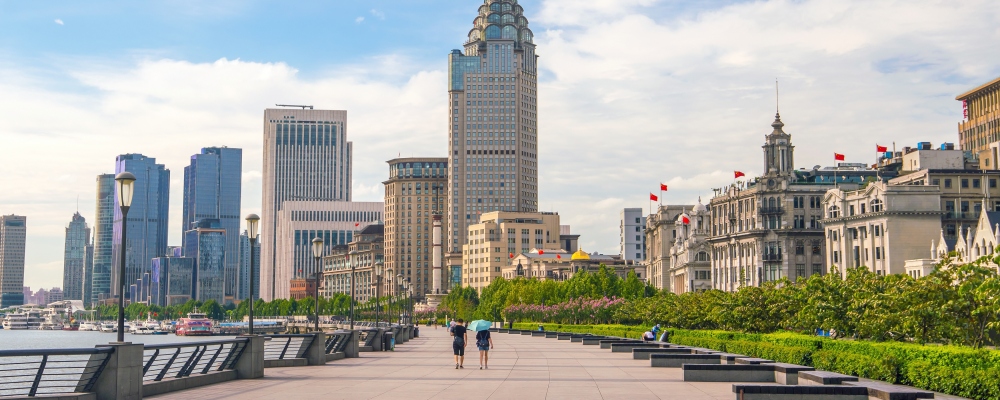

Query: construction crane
[[275, 104, 314, 109]]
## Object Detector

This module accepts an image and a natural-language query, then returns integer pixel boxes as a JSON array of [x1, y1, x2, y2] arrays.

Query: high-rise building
[[237, 230, 260, 302], [447, 0, 540, 264], [151, 248, 195, 306], [271, 201, 382, 300], [261, 109, 352, 301], [183, 219, 226, 304], [0, 215, 27, 307], [89, 174, 115, 305], [957, 75, 1000, 156], [182, 146, 242, 302], [462, 211, 561, 291], [83, 241, 94, 306], [620, 208, 646, 262], [112, 154, 170, 299], [383, 158, 448, 299], [62, 212, 91, 300]]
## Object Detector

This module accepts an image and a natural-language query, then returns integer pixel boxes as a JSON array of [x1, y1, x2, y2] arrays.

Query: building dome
[[692, 197, 708, 215], [571, 249, 590, 261], [467, 0, 533, 45]]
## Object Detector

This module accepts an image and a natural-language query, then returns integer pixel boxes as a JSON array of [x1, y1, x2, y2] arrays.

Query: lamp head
[[245, 214, 260, 239], [311, 237, 324, 258], [114, 172, 137, 208]]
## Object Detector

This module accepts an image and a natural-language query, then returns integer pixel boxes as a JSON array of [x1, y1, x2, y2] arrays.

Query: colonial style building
[[500, 249, 641, 281], [462, 211, 561, 290], [643, 203, 713, 293], [707, 113, 883, 291], [822, 182, 942, 276], [321, 224, 384, 303], [644, 205, 689, 290]]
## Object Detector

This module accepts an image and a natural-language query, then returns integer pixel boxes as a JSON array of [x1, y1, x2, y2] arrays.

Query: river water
[[0, 329, 233, 350]]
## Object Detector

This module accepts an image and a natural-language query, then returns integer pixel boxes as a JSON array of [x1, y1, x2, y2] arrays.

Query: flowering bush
[[503, 297, 625, 325]]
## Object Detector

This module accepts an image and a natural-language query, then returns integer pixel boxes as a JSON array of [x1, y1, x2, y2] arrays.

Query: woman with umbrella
[[468, 320, 494, 369]]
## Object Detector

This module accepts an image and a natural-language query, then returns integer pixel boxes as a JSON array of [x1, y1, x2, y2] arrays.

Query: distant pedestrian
[[476, 329, 494, 369], [651, 324, 661, 339], [451, 318, 468, 369], [642, 330, 655, 342]]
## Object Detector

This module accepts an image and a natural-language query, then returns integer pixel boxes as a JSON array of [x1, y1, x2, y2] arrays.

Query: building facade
[[822, 182, 942, 276], [323, 224, 384, 303], [957, 75, 1000, 155], [644, 205, 690, 290], [261, 108, 352, 301], [62, 213, 90, 301], [500, 249, 642, 281], [447, 0, 541, 263], [462, 211, 561, 290], [238, 230, 260, 303], [151, 249, 195, 306], [182, 146, 242, 301], [383, 158, 448, 299], [620, 208, 646, 262], [888, 166, 1000, 242], [271, 201, 382, 300], [0, 215, 27, 307], [183, 219, 226, 304], [112, 154, 170, 300], [89, 174, 115, 306]]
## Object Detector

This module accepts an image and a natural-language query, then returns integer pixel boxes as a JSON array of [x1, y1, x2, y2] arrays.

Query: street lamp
[[374, 262, 383, 327], [245, 214, 260, 335], [396, 273, 403, 324], [114, 172, 136, 343], [349, 253, 356, 330], [311, 237, 324, 332]]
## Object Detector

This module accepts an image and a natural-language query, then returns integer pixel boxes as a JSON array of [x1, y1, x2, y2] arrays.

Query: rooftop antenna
[[275, 104, 314, 110], [775, 79, 780, 113]]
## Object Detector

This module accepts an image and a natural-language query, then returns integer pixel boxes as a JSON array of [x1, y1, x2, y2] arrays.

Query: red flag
[[649, 193, 658, 201], [355, 222, 359, 227], [538, 249, 545, 255], [682, 216, 690, 225], [509, 253, 513, 259], [834, 153, 845, 161], [876, 145, 888, 152], [734, 171, 745, 179], [556, 254, 561, 259], [659, 183, 668, 191]]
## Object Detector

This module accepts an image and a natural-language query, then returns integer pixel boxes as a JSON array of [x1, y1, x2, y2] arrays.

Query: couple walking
[[449, 319, 493, 369]]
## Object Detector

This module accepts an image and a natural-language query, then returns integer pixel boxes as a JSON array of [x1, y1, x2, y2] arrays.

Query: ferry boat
[[99, 322, 116, 333], [79, 322, 98, 331], [175, 309, 213, 336], [2, 313, 28, 330]]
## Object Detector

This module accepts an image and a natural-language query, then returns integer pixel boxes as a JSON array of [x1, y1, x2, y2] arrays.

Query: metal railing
[[142, 338, 247, 382], [263, 334, 315, 360], [0, 347, 113, 397], [324, 332, 352, 354], [360, 329, 381, 347]]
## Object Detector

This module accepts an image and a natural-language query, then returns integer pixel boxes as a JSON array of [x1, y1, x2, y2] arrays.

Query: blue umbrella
[[468, 320, 492, 331]]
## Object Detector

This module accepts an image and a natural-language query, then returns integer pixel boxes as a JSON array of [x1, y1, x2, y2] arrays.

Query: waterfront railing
[[0, 346, 113, 398], [263, 334, 315, 361], [142, 338, 248, 382]]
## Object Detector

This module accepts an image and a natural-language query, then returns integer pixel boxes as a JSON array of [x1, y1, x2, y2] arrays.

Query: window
[[962, 178, 969, 188], [849, 205, 855, 216], [874, 225, 881, 236], [974, 178, 981, 188], [932, 179, 940, 186], [635, 217, 640, 223], [796, 264, 805, 278], [992, 179, 997, 188], [812, 264, 823, 275], [945, 179, 952, 188], [795, 242, 804, 255], [635, 235, 641, 241], [635, 244, 641, 249]]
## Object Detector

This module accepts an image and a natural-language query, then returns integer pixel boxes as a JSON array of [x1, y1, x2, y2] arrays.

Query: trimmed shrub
[[811, 349, 901, 383], [905, 360, 1000, 400]]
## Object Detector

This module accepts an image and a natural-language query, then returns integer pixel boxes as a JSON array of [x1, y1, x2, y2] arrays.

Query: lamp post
[[311, 237, 324, 332], [114, 172, 136, 343], [245, 214, 260, 335], [374, 262, 383, 327], [349, 255, 355, 330]]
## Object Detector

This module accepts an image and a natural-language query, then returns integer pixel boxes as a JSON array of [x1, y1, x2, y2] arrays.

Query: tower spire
[[775, 79, 779, 114]]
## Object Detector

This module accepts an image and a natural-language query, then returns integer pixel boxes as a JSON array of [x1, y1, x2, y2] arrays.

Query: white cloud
[[355, 16, 365, 24], [370, 9, 385, 20], [54, 19, 64, 25]]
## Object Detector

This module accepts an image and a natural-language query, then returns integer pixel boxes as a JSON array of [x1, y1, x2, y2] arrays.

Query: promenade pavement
[[149, 327, 735, 400]]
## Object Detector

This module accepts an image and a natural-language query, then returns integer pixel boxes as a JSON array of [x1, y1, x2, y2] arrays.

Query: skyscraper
[[0, 215, 27, 308], [182, 146, 242, 302], [261, 108, 352, 301], [620, 208, 646, 262], [447, 0, 540, 264], [62, 212, 91, 300], [383, 158, 448, 299], [112, 154, 170, 299], [90, 174, 115, 305], [237, 230, 260, 302], [184, 219, 226, 304]]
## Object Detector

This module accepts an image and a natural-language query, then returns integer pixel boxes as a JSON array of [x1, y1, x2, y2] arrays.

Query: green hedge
[[519, 323, 1000, 400]]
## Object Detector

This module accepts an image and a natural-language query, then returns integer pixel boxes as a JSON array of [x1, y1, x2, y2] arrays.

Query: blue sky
[[2, 0, 999, 290]]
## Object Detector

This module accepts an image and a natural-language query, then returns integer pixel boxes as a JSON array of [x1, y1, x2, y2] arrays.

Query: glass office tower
[[112, 154, 170, 300]]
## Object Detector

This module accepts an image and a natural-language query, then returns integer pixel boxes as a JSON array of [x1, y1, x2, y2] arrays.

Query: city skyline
[[2, 0, 999, 289]]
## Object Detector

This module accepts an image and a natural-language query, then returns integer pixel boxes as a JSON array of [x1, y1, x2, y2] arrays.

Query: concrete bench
[[521, 331, 533, 335], [717, 353, 748, 364], [732, 384, 869, 400], [770, 363, 815, 385], [557, 334, 572, 340], [651, 353, 722, 368], [632, 348, 694, 360], [581, 337, 615, 345], [497, 329, 508, 333], [506, 329, 523, 334], [573, 335, 603, 343], [799, 370, 860, 385], [845, 381, 935, 400], [682, 364, 777, 382], [735, 357, 774, 365], [691, 348, 723, 354], [610, 342, 663, 353], [544, 332, 559, 338], [600, 339, 642, 349]]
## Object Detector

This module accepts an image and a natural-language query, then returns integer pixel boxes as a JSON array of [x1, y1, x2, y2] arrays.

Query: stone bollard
[[371, 328, 385, 352], [344, 330, 360, 358], [92, 342, 143, 400], [234, 335, 265, 379], [304, 332, 327, 366]]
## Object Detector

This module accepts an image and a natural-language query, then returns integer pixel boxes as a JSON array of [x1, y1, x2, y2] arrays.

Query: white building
[[260, 108, 352, 301], [272, 201, 381, 300], [620, 208, 646, 262]]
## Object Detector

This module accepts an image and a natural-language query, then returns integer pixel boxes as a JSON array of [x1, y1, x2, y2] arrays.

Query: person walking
[[651, 324, 661, 340], [451, 318, 468, 369], [476, 329, 493, 369]]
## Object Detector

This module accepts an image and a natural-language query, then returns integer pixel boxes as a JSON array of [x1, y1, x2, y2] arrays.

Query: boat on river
[[175, 309, 213, 336]]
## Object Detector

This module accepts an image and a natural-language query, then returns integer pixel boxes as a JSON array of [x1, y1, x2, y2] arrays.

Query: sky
[[1, 0, 999, 290]]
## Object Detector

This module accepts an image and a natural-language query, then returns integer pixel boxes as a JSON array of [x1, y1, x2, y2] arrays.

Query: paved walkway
[[150, 327, 734, 400]]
